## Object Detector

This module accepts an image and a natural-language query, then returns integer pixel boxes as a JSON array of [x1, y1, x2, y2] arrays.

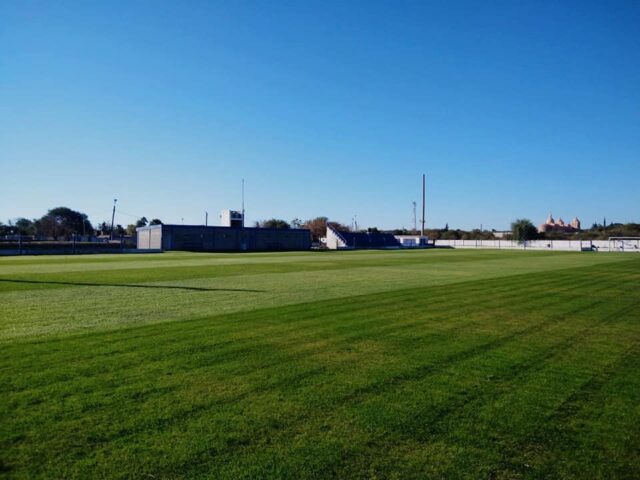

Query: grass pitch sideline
[[1, 249, 639, 478]]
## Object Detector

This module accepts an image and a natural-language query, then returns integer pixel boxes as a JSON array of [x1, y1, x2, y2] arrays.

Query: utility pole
[[412, 201, 417, 232], [110, 199, 117, 240], [421, 174, 426, 236]]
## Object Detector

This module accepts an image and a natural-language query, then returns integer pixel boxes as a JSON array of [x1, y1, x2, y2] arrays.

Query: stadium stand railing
[[329, 225, 401, 249]]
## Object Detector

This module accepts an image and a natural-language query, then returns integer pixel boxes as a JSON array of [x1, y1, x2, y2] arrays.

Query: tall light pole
[[110, 199, 118, 240], [421, 174, 426, 236], [205, 211, 208, 226], [412, 201, 417, 232], [241, 178, 245, 228]]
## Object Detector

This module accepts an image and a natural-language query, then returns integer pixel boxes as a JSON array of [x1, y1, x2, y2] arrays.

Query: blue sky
[[1, 0, 639, 230]]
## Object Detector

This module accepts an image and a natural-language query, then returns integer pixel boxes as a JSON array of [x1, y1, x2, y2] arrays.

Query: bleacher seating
[[334, 229, 400, 249]]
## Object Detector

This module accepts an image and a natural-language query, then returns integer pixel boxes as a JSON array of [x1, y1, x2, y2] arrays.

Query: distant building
[[137, 224, 310, 252], [538, 214, 581, 234], [220, 209, 244, 228]]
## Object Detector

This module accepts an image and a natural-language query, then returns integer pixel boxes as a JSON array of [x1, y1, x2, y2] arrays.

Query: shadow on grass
[[0, 278, 264, 293]]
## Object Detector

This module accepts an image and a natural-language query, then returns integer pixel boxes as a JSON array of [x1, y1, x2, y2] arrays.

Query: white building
[[220, 209, 244, 228]]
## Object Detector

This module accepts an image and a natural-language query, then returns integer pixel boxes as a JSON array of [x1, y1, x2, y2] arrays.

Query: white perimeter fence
[[433, 238, 640, 252]]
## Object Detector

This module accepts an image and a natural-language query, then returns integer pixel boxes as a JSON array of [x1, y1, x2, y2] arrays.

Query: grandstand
[[326, 225, 401, 250]]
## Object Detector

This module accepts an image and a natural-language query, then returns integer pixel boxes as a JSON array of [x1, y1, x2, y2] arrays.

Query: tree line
[[506, 219, 640, 242], [254, 217, 351, 242], [1, 208, 350, 242], [414, 219, 640, 242], [0, 207, 162, 239], [4, 208, 637, 243]]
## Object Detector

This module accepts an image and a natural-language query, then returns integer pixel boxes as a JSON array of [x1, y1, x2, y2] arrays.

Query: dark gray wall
[[137, 225, 311, 252]]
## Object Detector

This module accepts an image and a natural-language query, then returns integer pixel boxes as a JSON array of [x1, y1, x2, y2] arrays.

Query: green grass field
[[1, 249, 639, 479]]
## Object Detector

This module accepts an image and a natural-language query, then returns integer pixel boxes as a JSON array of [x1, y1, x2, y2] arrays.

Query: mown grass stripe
[[1, 251, 638, 479]]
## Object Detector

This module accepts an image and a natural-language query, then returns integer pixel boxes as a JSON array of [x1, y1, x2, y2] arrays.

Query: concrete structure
[[433, 238, 639, 252], [326, 225, 401, 250], [137, 224, 311, 252], [325, 226, 345, 250], [0, 242, 151, 256], [538, 213, 581, 234], [220, 209, 244, 228], [394, 235, 429, 248]]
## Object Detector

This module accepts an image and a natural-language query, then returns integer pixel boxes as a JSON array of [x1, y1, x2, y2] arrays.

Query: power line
[[116, 209, 145, 219]]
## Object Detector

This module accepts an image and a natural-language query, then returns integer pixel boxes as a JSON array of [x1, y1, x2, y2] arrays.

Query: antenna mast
[[241, 178, 245, 228]]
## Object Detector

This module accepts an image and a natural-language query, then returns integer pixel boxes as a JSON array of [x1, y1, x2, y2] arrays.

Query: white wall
[[394, 235, 428, 247], [325, 226, 346, 250], [432, 239, 639, 252]]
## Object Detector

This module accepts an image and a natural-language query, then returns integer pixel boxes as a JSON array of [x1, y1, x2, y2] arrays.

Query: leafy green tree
[[440, 229, 462, 240], [511, 218, 537, 243], [149, 218, 163, 225], [97, 222, 111, 235], [15, 218, 36, 235], [35, 207, 93, 239], [0, 222, 12, 236], [259, 219, 290, 229], [125, 217, 149, 235]]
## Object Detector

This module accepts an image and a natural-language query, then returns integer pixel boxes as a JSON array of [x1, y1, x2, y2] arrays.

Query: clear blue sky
[[1, 0, 638, 230]]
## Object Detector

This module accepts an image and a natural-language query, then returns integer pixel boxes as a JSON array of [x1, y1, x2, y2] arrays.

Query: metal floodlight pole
[[241, 178, 245, 228], [110, 199, 118, 240], [205, 211, 208, 226], [421, 174, 426, 236], [412, 201, 417, 232]]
